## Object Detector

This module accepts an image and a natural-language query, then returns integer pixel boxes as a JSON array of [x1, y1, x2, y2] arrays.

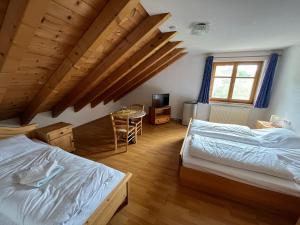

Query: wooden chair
[[110, 113, 137, 152], [130, 104, 144, 135]]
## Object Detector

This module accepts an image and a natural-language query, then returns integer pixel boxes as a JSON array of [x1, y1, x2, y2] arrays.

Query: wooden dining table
[[113, 109, 146, 119]]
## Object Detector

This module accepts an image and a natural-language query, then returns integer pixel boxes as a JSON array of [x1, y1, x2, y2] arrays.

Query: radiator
[[209, 105, 250, 125]]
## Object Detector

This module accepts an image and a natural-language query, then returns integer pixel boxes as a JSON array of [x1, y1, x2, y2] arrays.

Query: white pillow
[[0, 135, 44, 162]]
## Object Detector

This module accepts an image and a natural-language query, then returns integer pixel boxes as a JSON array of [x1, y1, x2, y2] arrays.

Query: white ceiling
[[141, 0, 300, 54]]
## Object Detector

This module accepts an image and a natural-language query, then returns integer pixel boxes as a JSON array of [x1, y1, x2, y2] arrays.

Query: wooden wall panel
[[0, 0, 51, 119], [0, 86, 6, 106], [0, 1, 186, 122], [44, 3, 148, 112], [0, 0, 8, 29], [21, 0, 142, 124], [74, 31, 177, 112], [93, 41, 182, 106], [107, 50, 186, 103], [0, 0, 112, 119], [79, 0, 108, 10], [51, 13, 169, 118], [113, 52, 187, 102]]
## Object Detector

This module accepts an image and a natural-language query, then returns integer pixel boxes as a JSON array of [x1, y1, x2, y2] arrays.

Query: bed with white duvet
[[190, 119, 300, 148], [182, 119, 300, 197], [0, 135, 125, 225]]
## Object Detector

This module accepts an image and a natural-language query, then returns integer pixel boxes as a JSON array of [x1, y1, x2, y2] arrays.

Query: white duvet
[[0, 135, 125, 225], [190, 134, 300, 183], [190, 120, 260, 145], [190, 119, 254, 137], [190, 119, 300, 149]]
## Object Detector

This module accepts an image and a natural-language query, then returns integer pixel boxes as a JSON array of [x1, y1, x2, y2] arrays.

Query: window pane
[[237, 65, 258, 77], [211, 78, 231, 99], [215, 65, 233, 77], [232, 78, 254, 100]]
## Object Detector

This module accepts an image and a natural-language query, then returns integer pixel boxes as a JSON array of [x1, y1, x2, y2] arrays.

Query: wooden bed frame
[[0, 124, 131, 225], [179, 119, 300, 223]]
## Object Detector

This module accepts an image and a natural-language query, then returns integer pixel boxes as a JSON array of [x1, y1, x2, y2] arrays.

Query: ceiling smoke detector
[[190, 22, 209, 36]]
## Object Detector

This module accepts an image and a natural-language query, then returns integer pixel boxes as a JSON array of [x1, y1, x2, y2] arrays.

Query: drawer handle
[[60, 131, 64, 135]]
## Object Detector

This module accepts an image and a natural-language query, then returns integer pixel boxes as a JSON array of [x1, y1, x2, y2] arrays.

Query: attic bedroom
[[0, 0, 300, 225]]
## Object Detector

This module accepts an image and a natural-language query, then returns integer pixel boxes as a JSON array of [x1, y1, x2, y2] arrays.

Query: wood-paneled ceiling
[[0, 0, 187, 124]]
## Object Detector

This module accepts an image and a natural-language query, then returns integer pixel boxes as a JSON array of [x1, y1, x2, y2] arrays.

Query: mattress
[[0, 135, 125, 225]]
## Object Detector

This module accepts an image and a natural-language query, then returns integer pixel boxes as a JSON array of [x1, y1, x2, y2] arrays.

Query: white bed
[[179, 119, 300, 219], [0, 135, 126, 225], [182, 135, 300, 197]]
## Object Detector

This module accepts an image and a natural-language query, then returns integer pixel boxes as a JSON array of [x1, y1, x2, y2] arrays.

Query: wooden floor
[[74, 116, 295, 225]]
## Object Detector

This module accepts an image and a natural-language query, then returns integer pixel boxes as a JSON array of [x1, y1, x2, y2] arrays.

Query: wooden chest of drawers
[[149, 106, 171, 125], [35, 122, 75, 152]]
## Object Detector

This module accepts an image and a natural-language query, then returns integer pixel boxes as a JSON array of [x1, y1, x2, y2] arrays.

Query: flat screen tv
[[152, 94, 169, 108]]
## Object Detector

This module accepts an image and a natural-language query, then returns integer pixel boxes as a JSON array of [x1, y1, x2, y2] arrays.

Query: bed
[[0, 124, 131, 225], [179, 119, 300, 222]]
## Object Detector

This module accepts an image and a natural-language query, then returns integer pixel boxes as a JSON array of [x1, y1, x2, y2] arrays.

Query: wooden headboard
[[0, 124, 38, 139]]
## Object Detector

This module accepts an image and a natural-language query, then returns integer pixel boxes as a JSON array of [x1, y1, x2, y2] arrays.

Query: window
[[210, 62, 262, 104]]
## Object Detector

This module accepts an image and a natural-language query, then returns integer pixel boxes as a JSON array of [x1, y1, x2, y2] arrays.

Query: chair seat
[[116, 125, 135, 133]]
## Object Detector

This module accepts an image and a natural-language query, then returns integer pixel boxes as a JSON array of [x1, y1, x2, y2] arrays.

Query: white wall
[[120, 51, 272, 127], [0, 102, 121, 128], [1, 48, 289, 129], [268, 44, 300, 134], [120, 53, 205, 119]]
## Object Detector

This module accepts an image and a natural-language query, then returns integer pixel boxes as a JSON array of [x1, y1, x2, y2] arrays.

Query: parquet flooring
[[74, 116, 295, 225]]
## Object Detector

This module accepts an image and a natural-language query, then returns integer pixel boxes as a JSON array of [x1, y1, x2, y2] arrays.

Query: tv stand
[[149, 106, 171, 125]]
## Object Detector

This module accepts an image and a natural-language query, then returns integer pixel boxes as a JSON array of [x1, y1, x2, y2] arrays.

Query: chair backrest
[[110, 113, 129, 134], [130, 104, 144, 111]]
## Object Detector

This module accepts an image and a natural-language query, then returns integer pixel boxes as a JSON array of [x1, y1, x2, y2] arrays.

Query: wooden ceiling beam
[[104, 48, 186, 104], [74, 31, 177, 112], [52, 13, 171, 118], [20, 0, 140, 124], [112, 52, 187, 103], [0, 0, 50, 102], [91, 41, 182, 107]]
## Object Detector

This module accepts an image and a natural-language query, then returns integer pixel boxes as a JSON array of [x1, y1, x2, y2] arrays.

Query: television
[[152, 93, 169, 108]]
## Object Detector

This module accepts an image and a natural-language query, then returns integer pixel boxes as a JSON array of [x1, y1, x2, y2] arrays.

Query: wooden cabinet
[[255, 120, 282, 129], [35, 122, 75, 152], [149, 106, 171, 125]]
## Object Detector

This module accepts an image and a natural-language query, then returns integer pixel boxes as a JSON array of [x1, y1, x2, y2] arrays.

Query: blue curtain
[[197, 56, 214, 103], [254, 53, 279, 108]]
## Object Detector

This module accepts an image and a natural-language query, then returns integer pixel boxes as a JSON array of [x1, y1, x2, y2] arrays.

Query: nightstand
[[35, 122, 75, 152], [255, 120, 282, 129]]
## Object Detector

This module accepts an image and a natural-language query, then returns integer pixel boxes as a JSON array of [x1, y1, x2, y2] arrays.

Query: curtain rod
[[213, 54, 282, 59]]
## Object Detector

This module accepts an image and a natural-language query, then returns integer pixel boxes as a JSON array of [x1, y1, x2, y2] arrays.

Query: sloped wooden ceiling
[[0, 0, 187, 124]]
